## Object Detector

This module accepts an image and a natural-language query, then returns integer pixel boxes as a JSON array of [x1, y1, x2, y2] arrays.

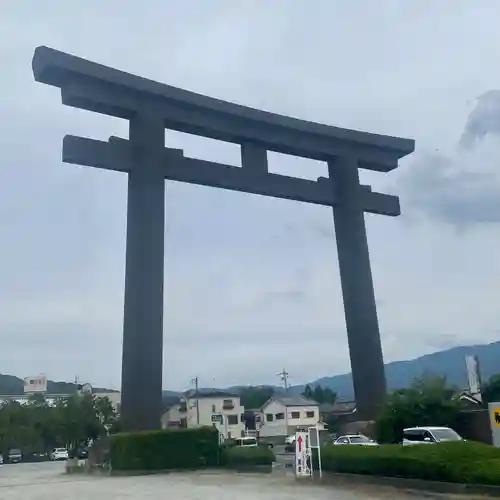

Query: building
[[161, 390, 245, 439], [257, 395, 323, 438]]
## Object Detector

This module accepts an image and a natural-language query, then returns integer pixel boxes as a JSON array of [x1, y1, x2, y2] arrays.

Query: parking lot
[[0, 461, 456, 499]]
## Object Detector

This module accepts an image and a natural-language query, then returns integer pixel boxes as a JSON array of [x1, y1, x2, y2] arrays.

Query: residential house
[[257, 396, 323, 438], [161, 390, 245, 439]]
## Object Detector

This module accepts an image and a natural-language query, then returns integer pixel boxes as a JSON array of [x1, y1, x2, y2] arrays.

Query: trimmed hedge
[[320, 441, 500, 485], [110, 427, 220, 471], [220, 445, 275, 468]]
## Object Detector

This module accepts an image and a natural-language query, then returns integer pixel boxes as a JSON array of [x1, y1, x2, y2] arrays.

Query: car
[[333, 434, 378, 446], [51, 448, 69, 461], [0, 453, 3, 465], [233, 437, 258, 448], [8, 449, 22, 463], [402, 426, 464, 446], [77, 448, 89, 459], [284, 435, 296, 445]]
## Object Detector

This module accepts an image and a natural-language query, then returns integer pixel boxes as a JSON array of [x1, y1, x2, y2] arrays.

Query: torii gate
[[32, 46, 415, 431]]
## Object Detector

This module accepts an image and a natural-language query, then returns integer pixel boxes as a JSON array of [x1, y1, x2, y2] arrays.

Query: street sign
[[308, 425, 323, 478], [488, 402, 500, 447], [492, 408, 500, 427], [295, 431, 311, 477]]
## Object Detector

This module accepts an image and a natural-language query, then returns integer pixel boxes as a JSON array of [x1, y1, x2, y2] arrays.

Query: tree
[[302, 384, 337, 404], [239, 386, 275, 409], [375, 374, 460, 444], [482, 374, 500, 403]]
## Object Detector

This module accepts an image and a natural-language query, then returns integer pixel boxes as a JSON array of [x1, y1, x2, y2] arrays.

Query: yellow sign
[[492, 408, 500, 427]]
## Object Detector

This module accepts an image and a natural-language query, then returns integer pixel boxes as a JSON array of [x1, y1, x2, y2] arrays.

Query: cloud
[[1, 1, 500, 392], [397, 91, 500, 227]]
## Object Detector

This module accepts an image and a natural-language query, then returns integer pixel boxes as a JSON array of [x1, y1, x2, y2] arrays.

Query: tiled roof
[[265, 395, 319, 408], [185, 390, 239, 399]]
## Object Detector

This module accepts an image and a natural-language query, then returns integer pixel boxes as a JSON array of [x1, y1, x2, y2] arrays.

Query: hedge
[[110, 427, 220, 471], [320, 441, 500, 485], [220, 445, 275, 468]]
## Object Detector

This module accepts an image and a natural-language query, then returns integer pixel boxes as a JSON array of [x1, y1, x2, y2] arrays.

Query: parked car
[[233, 437, 258, 448], [77, 448, 89, 459], [0, 453, 3, 465], [8, 449, 22, 463], [402, 426, 464, 446], [51, 448, 69, 461], [285, 435, 296, 445], [333, 434, 378, 446]]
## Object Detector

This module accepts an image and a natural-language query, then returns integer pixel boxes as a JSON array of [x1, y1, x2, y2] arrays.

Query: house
[[257, 395, 323, 438], [161, 390, 245, 439]]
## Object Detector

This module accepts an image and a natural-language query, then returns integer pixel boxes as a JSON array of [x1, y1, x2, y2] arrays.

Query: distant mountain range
[[2, 340, 499, 399], [303, 340, 500, 399], [163, 340, 500, 400]]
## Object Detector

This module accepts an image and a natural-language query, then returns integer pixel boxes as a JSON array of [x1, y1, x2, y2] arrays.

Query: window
[[403, 430, 426, 442], [335, 437, 349, 445], [306, 411, 315, 418], [212, 404, 216, 413], [275, 413, 285, 420], [241, 413, 245, 422], [227, 414, 239, 425], [255, 415, 261, 423], [266, 413, 274, 422], [223, 399, 234, 409], [290, 411, 300, 419]]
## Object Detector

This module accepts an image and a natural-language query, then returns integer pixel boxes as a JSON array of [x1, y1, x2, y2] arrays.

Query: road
[[0, 461, 460, 499]]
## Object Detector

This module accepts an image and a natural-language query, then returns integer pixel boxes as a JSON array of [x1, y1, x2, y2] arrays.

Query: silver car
[[334, 434, 378, 446]]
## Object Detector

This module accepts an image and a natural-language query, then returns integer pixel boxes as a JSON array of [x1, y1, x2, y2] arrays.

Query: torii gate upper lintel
[[32, 45, 415, 431]]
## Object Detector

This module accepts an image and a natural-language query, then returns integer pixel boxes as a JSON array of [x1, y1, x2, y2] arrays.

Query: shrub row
[[110, 428, 275, 472], [320, 441, 500, 485], [110, 427, 220, 471], [220, 445, 275, 468]]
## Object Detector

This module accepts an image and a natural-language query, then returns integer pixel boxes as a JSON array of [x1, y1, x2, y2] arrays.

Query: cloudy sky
[[1, 1, 500, 392]]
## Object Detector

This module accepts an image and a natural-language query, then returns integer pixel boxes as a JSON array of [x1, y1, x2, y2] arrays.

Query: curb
[[314, 472, 500, 497]]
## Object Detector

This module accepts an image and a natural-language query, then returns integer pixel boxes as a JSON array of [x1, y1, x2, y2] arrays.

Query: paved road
[[0, 461, 457, 499]]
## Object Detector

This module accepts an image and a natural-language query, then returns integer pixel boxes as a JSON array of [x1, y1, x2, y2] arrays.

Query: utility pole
[[277, 368, 290, 392], [190, 376, 200, 426]]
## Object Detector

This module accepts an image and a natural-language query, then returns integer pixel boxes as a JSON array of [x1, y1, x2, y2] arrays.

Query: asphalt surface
[[0, 460, 463, 499]]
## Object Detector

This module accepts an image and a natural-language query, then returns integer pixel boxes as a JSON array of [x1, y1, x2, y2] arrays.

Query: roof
[[185, 390, 239, 400], [320, 401, 356, 414], [403, 426, 453, 431], [262, 396, 319, 409], [32, 46, 414, 172]]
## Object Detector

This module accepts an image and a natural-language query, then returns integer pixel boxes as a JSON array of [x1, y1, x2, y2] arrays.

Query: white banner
[[24, 375, 47, 393], [465, 355, 482, 402], [295, 431, 310, 477]]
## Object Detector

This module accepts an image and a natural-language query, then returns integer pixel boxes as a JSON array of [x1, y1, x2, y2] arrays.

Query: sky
[[1, 1, 500, 392]]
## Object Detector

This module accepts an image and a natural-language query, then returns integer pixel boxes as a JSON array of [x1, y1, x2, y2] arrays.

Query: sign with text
[[295, 431, 311, 477], [23, 375, 47, 394]]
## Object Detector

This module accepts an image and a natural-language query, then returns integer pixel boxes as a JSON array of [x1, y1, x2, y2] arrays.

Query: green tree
[[302, 384, 337, 404], [239, 386, 274, 409], [482, 374, 500, 403], [375, 374, 460, 444]]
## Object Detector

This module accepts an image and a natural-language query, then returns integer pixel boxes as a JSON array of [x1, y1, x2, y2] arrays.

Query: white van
[[402, 426, 463, 446]]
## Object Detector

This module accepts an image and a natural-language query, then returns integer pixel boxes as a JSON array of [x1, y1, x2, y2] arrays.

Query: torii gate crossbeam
[[32, 46, 415, 430]]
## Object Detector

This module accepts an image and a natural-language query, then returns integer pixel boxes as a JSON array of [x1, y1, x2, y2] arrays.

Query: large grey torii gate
[[32, 46, 415, 431]]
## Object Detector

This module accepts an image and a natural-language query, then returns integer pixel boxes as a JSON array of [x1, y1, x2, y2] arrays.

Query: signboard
[[488, 402, 500, 447], [308, 425, 323, 478], [23, 375, 47, 394], [465, 355, 482, 402], [211, 414, 223, 423], [295, 431, 310, 477]]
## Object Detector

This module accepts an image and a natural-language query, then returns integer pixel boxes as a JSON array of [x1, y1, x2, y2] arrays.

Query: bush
[[110, 427, 220, 471], [221, 446, 275, 468], [320, 442, 500, 485]]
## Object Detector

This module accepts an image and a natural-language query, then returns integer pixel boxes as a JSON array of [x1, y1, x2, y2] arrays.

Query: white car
[[51, 448, 69, 461], [0, 453, 3, 465], [402, 426, 463, 446], [285, 435, 296, 445], [334, 434, 378, 446]]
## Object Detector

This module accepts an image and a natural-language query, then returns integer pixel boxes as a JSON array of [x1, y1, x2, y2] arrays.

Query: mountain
[[0, 374, 113, 396], [305, 340, 500, 399]]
